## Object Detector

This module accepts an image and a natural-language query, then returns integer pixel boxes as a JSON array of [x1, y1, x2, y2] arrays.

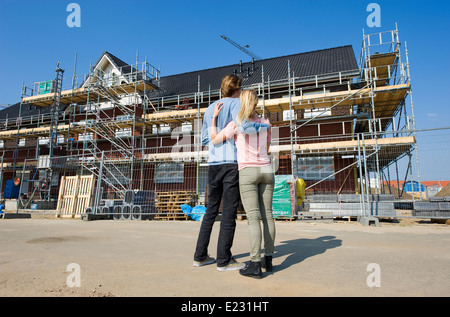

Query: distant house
[[383, 180, 450, 199]]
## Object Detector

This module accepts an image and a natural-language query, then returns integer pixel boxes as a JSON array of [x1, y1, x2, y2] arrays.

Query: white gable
[[82, 54, 129, 88]]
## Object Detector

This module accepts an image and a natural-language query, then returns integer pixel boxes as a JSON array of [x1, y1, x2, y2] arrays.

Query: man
[[193, 74, 268, 271]]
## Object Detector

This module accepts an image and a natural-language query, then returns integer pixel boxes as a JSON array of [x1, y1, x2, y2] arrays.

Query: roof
[[0, 102, 67, 121], [80, 51, 137, 87], [0, 51, 133, 121], [154, 45, 360, 98], [0, 45, 359, 120]]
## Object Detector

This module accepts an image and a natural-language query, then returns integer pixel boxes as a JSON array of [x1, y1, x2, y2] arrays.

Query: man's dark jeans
[[194, 163, 240, 267]]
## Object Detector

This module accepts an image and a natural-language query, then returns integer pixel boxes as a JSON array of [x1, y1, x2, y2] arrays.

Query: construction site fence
[[2, 127, 449, 220]]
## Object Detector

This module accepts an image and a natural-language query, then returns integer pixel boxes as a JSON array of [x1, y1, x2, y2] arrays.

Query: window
[[160, 125, 171, 133], [38, 137, 49, 145], [38, 136, 65, 145], [294, 156, 335, 181], [111, 72, 118, 86], [115, 127, 132, 138], [154, 163, 184, 184], [304, 107, 331, 119], [152, 124, 171, 134], [117, 114, 132, 122], [79, 132, 93, 141], [77, 119, 94, 126], [283, 110, 295, 121], [181, 123, 192, 132]]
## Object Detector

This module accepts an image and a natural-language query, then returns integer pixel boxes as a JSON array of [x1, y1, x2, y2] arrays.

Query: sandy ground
[[1, 211, 449, 298]]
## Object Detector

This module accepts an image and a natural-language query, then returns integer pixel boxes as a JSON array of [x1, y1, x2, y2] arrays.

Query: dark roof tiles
[[155, 45, 359, 97], [0, 45, 359, 119]]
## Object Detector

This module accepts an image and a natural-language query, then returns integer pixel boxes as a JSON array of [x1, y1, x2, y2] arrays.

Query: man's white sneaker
[[216, 258, 246, 271], [193, 255, 216, 267]]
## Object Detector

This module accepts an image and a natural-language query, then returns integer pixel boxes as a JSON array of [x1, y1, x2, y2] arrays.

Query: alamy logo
[[366, 263, 381, 287], [66, 3, 81, 28], [366, 3, 381, 28], [66, 263, 81, 287]]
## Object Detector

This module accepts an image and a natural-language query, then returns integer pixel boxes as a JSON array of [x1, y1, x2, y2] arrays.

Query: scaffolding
[[0, 25, 435, 221], [2, 52, 160, 208]]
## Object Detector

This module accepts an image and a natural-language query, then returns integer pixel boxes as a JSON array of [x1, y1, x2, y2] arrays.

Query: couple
[[193, 74, 275, 279]]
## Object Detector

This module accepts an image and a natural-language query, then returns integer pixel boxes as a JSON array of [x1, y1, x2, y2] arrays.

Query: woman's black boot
[[262, 255, 273, 272], [239, 261, 262, 279]]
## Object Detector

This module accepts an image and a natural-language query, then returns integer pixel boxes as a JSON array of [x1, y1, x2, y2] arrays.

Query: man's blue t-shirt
[[201, 97, 269, 165]]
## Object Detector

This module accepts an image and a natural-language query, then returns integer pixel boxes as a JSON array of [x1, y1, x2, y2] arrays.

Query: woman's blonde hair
[[237, 89, 258, 125]]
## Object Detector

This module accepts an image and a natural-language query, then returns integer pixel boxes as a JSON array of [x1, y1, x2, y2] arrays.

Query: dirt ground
[[1, 210, 449, 298]]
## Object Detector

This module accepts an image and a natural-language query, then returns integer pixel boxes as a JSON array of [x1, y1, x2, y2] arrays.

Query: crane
[[220, 35, 262, 61]]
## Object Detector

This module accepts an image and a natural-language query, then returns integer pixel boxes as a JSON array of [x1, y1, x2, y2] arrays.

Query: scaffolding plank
[[141, 136, 414, 162], [144, 108, 206, 124], [255, 83, 410, 116], [21, 80, 158, 107], [368, 52, 397, 68]]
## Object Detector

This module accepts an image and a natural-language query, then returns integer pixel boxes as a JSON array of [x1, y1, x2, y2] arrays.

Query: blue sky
[[0, 0, 449, 131]]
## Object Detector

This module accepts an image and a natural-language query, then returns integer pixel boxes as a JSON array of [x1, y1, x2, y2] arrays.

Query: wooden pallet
[[156, 190, 196, 195], [156, 193, 197, 202], [155, 191, 197, 220], [56, 175, 95, 218], [154, 213, 189, 221], [274, 216, 296, 222], [155, 202, 193, 212]]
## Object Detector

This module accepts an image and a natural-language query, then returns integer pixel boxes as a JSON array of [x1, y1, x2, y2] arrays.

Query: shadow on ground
[[235, 236, 342, 273]]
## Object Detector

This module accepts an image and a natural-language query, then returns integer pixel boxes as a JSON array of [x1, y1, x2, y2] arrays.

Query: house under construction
[[0, 26, 418, 220]]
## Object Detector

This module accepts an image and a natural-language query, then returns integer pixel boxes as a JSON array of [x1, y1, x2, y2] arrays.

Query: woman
[[210, 89, 275, 279]]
